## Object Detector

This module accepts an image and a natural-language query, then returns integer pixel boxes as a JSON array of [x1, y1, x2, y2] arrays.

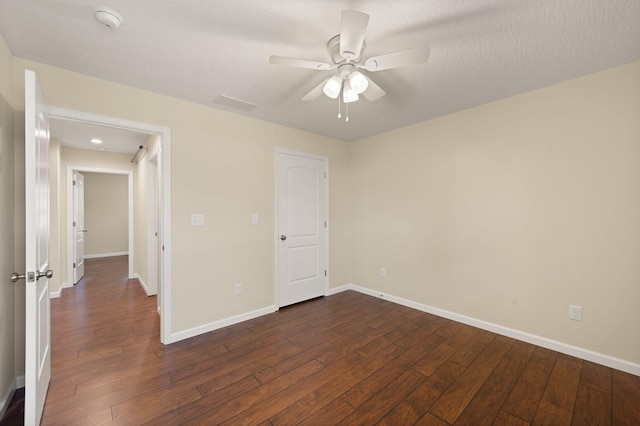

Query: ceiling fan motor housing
[[327, 35, 365, 65]]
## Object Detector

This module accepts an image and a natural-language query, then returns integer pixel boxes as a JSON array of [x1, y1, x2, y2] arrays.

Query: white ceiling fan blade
[[362, 46, 430, 72], [301, 79, 329, 101], [361, 77, 385, 102], [340, 10, 369, 60], [269, 55, 332, 70]]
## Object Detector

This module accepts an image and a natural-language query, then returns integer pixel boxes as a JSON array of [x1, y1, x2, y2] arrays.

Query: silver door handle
[[10, 270, 53, 282], [280, 235, 287, 241], [9, 272, 25, 282], [37, 270, 54, 280]]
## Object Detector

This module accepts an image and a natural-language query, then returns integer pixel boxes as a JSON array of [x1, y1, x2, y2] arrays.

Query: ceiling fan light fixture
[[323, 76, 342, 99], [349, 71, 368, 94], [343, 80, 359, 103]]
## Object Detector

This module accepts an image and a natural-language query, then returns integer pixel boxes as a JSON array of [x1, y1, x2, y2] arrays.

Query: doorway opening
[[49, 106, 172, 343], [67, 167, 133, 283]]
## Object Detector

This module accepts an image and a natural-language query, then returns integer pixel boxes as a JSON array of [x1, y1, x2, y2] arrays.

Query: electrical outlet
[[234, 283, 243, 295], [380, 267, 386, 278], [569, 305, 582, 321]]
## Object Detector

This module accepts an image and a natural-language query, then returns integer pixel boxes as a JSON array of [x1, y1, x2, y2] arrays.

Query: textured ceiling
[[1, 0, 639, 142]]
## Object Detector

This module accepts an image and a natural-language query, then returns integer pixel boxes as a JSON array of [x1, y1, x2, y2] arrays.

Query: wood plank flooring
[[2, 255, 639, 425]]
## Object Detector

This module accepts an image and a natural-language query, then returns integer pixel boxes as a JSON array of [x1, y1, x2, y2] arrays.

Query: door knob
[[37, 270, 54, 280], [280, 235, 287, 241], [10, 270, 52, 282], [9, 272, 25, 282]]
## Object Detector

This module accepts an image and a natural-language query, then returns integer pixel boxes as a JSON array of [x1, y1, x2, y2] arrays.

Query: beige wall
[[349, 61, 640, 365], [83, 172, 128, 256], [11, 58, 351, 334], [0, 34, 16, 413]]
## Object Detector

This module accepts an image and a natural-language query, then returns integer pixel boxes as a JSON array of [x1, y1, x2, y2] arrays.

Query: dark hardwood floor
[[2, 255, 639, 425]]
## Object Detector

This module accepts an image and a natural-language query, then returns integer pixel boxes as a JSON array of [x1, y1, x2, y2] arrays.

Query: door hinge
[[324, 172, 327, 179], [324, 221, 327, 228], [73, 262, 76, 268], [324, 270, 327, 277], [73, 180, 76, 186], [73, 221, 76, 227]]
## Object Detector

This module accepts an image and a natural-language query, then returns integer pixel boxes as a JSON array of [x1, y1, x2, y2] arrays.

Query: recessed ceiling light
[[90, 138, 103, 144]]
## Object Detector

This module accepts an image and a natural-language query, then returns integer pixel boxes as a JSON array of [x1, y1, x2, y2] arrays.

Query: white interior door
[[73, 171, 85, 284], [147, 154, 159, 296], [277, 151, 327, 307], [24, 69, 51, 425]]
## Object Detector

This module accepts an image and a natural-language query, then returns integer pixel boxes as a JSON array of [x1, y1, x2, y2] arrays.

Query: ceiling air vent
[[213, 95, 258, 112]]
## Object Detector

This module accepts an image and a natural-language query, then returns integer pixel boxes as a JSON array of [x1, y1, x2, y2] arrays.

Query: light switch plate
[[191, 214, 204, 226], [251, 213, 259, 224]]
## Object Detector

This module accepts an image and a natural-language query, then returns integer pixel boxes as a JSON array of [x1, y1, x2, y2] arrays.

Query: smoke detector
[[95, 7, 123, 29]]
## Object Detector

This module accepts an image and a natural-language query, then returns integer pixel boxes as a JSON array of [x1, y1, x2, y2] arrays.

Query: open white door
[[73, 171, 85, 284], [25, 69, 52, 425], [276, 151, 328, 307], [147, 154, 159, 296]]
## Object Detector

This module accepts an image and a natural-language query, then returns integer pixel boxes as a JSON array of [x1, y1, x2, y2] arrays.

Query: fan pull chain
[[346, 102, 349, 122], [337, 96, 341, 119]]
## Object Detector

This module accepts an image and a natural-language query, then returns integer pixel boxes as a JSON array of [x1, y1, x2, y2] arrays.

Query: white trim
[[50, 287, 62, 299], [274, 148, 329, 309], [135, 273, 150, 295], [50, 107, 172, 344], [326, 284, 351, 296], [66, 167, 133, 285], [0, 375, 25, 420], [84, 252, 129, 259], [0, 378, 17, 420], [332, 284, 640, 377], [169, 306, 277, 343]]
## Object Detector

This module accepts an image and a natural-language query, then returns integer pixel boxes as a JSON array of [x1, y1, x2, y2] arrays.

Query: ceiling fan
[[269, 10, 430, 107]]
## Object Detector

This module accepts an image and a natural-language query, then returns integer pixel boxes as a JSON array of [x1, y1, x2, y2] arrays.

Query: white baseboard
[[84, 252, 128, 259], [169, 305, 278, 344], [326, 284, 351, 296], [333, 284, 640, 377], [51, 282, 70, 299], [0, 376, 23, 421], [134, 274, 158, 296], [0, 379, 15, 421], [135, 274, 149, 295]]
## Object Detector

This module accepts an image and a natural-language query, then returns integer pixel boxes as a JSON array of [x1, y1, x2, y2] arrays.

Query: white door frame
[[274, 148, 329, 309], [66, 166, 133, 280], [49, 106, 173, 344]]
